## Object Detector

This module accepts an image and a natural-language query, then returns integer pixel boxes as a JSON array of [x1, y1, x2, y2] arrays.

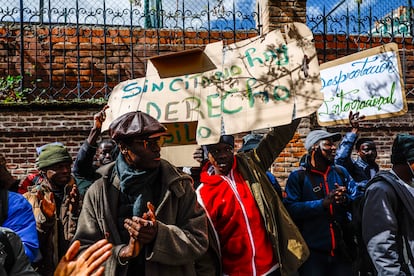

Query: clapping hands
[[37, 189, 56, 219], [322, 184, 348, 208], [119, 202, 157, 262]]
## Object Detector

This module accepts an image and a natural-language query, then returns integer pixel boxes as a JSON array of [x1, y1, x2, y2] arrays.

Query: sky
[[2, 0, 410, 32], [306, 0, 411, 34], [3, 0, 256, 30], [307, 0, 409, 19]]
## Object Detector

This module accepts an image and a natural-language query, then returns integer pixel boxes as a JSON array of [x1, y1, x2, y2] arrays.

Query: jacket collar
[[355, 157, 379, 172], [98, 159, 192, 199]]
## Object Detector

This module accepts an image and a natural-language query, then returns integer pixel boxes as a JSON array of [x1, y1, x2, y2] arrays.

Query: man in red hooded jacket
[[195, 119, 309, 276]]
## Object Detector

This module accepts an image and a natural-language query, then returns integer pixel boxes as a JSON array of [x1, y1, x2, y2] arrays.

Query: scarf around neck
[[115, 154, 160, 216]]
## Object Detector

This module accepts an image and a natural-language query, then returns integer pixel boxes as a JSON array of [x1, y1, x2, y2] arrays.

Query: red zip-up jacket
[[197, 157, 277, 276]]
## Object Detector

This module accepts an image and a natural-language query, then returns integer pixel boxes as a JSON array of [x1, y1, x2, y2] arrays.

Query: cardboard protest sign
[[103, 22, 323, 148], [317, 43, 407, 126]]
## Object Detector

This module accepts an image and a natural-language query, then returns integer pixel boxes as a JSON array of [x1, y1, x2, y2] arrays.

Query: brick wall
[[1, 2, 414, 188], [0, 104, 104, 177], [264, 0, 307, 32], [0, 27, 258, 100], [1, 103, 413, 187]]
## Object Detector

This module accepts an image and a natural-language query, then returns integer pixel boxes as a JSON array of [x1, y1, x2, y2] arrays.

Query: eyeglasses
[[132, 138, 164, 150]]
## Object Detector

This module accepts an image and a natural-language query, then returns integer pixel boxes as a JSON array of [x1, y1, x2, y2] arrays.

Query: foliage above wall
[[0, 74, 107, 106], [0, 75, 31, 103]]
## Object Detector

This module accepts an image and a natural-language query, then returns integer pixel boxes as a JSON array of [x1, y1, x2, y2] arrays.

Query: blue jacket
[[72, 140, 98, 181], [72, 140, 102, 195], [2, 191, 39, 262], [284, 155, 355, 254], [266, 171, 283, 199], [335, 132, 379, 198]]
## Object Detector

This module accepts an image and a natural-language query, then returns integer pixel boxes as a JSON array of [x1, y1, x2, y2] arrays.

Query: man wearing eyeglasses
[[194, 118, 309, 276], [284, 130, 357, 276], [72, 111, 209, 276]]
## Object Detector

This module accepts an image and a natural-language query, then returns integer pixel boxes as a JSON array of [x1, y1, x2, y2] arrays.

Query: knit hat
[[391, 133, 414, 164], [36, 144, 72, 169], [238, 134, 263, 153], [36, 142, 64, 156], [305, 130, 341, 152], [109, 111, 171, 142]]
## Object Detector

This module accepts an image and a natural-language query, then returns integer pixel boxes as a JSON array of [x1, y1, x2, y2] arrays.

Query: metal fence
[[2, 0, 258, 30], [0, 0, 260, 101], [1, 0, 414, 101], [307, 0, 413, 36], [307, 0, 414, 97]]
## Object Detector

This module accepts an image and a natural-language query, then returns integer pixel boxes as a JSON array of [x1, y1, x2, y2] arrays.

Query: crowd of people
[[0, 107, 413, 276]]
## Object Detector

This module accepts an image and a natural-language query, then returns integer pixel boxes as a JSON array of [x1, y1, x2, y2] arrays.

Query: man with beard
[[195, 119, 309, 276], [72, 111, 209, 276], [284, 130, 356, 276], [73, 105, 117, 195], [23, 144, 81, 276]]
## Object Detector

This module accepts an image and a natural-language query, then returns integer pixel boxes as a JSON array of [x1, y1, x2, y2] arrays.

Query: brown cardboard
[[149, 48, 217, 78], [103, 23, 323, 165]]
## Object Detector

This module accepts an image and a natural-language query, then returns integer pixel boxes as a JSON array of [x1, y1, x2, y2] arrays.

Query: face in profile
[[120, 137, 163, 170], [207, 143, 234, 175]]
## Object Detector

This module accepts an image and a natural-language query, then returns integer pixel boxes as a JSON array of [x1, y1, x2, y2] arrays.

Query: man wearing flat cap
[[284, 129, 357, 276], [73, 111, 209, 276], [362, 133, 414, 275], [22, 143, 81, 276], [194, 119, 309, 276]]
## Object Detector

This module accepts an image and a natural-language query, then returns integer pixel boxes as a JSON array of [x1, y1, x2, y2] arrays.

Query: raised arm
[[335, 111, 364, 169], [253, 118, 301, 172], [73, 105, 108, 179]]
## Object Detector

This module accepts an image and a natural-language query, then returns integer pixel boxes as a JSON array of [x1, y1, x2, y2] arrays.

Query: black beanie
[[205, 135, 234, 151], [391, 134, 414, 164]]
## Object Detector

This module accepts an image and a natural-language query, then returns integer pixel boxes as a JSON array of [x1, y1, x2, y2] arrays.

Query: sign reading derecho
[[103, 22, 323, 145], [317, 43, 407, 126]]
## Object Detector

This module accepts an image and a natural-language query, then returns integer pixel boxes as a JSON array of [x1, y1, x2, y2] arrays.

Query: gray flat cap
[[305, 130, 341, 152]]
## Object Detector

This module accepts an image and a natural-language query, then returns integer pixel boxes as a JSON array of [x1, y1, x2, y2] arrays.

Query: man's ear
[[118, 143, 127, 154]]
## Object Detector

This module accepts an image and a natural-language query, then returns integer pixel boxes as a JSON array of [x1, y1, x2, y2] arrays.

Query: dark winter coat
[[362, 171, 414, 275], [72, 159, 209, 276]]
